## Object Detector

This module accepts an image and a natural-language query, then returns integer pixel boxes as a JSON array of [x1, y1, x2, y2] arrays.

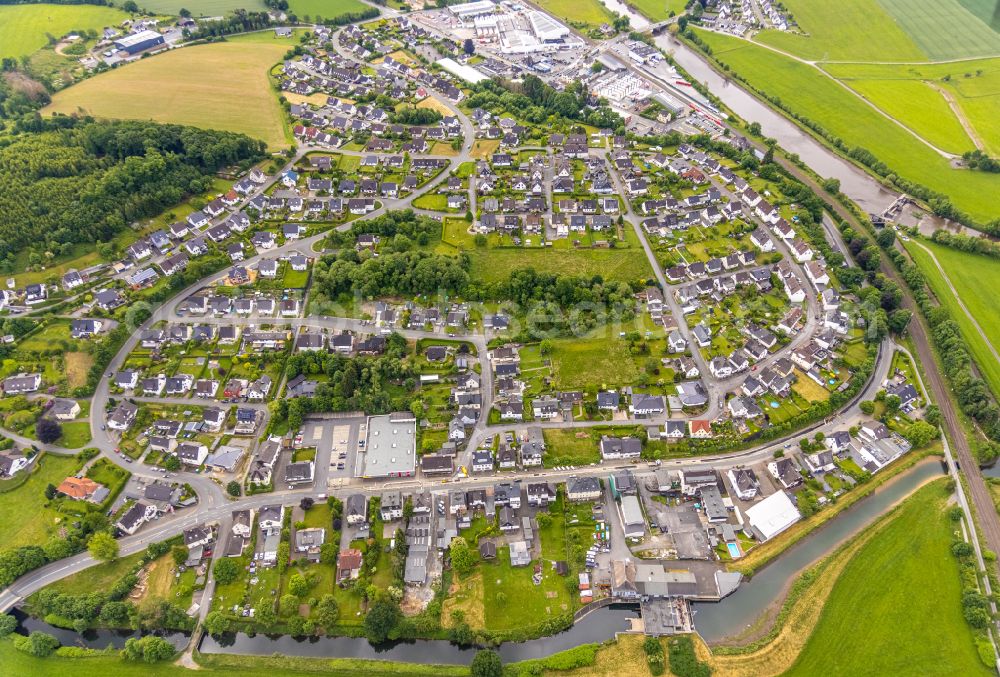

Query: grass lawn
[[0, 453, 81, 551], [695, 28, 1000, 224], [135, 552, 198, 611], [470, 139, 500, 159], [877, 0, 1000, 60], [0, 638, 472, 677], [480, 547, 573, 632], [629, 0, 687, 21], [465, 246, 653, 285], [141, 0, 266, 14], [288, 0, 368, 18], [45, 41, 289, 148], [56, 420, 92, 449], [412, 193, 448, 210], [0, 4, 127, 60], [903, 237, 1000, 397], [43, 549, 145, 597], [790, 369, 831, 402], [534, 0, 612, 28], [549, 335, 642, 389], [542, 429, 601, 466], [782, 480, 991, 676]]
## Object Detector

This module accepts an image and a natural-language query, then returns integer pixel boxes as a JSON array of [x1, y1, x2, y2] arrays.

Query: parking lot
[[301, 416, 365, 490]]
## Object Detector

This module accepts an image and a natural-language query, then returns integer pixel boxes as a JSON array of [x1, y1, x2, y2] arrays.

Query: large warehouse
[[114, 29, 165, 55], [356, 412, 416, 479]]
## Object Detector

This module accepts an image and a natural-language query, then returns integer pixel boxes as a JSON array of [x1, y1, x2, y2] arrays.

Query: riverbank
[[731, 448, 941, 577], [695, 477, 991, 676]]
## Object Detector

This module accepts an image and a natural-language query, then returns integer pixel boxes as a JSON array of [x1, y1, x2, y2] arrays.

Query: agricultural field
[[758, 0, 1000, 61], [824, 58, 1000, 156], [782, 481, 990, 676], [694, 28, 1000, 224], [45, 41, 290, 148], [836, 79, 975, 155], [754, 0, 924, 61], [534, 0, 612, 29], [288, 0, 369, 19], [902, 237, 1000, 397], [0, 4, 126, 60], [878, 0, 1000, 60]]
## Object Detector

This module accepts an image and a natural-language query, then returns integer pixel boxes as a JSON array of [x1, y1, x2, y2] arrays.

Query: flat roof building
[[745, 490, 801, 541], [114, 29, 164, 55], [357, 412, 416, 478]]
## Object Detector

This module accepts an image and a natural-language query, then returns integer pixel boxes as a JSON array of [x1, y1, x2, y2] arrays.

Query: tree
[[319, 542, 338, 566], [88, 531, 119, 562], [44, 483, 57, 500], [179, 8, 192, 17], [203, 611, 230, 636], [300, 497, 314, 510], [471, 649, 503, 677], [449, 537, 476, 575], [364, 597, 401, 643], [213, 557, 240, 585], [163, 455, 181, 471], [0, 613, 16, 638], [35, 418, 62, 444], [226, 480, 241, 497], [122, 0, 139, 12], [171, 545, 189, 567], [315, 594, 339, 628], [903, 420, 938, 448], [859, 400, 875, 415], [15, 631, 59, 657], [280, 593, 299, 615], [289, 572, 311, 597], [463, 38, 475, 55], [121, 635, 176, 662]]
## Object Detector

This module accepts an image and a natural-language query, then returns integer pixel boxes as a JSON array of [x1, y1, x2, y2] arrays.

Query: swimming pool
[[726, 542, 741, 558]]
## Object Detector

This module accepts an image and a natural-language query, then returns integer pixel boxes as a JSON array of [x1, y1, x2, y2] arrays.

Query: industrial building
[[114, 29, 165, 55], [357, 412, 417, 479]]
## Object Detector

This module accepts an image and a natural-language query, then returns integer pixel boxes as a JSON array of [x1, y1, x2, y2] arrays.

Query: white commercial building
[[357, 412, 417, 479], [449, 0, 496, 22], [745, 490, 801, 542], [437, 57, 489, 84]]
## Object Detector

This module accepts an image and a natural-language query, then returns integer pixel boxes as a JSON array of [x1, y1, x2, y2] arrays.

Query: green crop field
[[694, 29, 1000, 224], [785, 480, 991, 676], [288, 0, 369, 19], [824, 58, 1000, 156], [140, 0, 266, 13], [760, 0, 1000, 61], [878, 0, 1000, 60], [959, 0, 1000, 30], [838, 79, 975, 154], [903, 237, 1000, 397], [45, 41, 289, 148], [0, 4, 127, 60], [534, 0, 612, 28], [755, 0, 924, 61]]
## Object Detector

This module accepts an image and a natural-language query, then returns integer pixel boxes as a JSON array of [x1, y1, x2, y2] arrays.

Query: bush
[[14, 631, 60, 657], [667, 636, 711, 677], [120, 635, 176, 662], [471, 649, 503, 677]]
